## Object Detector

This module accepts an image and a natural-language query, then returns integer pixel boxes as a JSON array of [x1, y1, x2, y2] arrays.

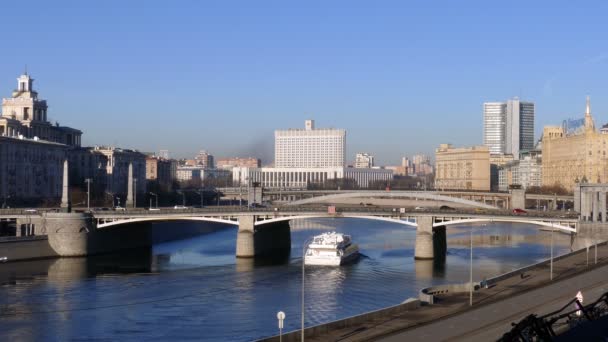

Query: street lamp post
[[149, 192, 158, 209], [246, 176, 250, 207], [85, 178, 92, 210], [2, 195, 10, 209], [550, 224, 554, 280], [279, 176, 283, 203]]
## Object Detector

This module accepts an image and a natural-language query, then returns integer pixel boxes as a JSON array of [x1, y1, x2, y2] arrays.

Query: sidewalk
[[308, 243, 608, 341]]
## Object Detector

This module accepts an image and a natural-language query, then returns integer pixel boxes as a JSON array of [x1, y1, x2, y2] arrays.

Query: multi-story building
[[275, 120, 345, 168], [483, 98, 535, 156], [386, 166, 407, 176], [498, 150, 542, 191], [177, 166, 231, 183], [542, 97, 608, 190], [68, 147, 109, 194], [146, 156, 176, 191], [176, 167, 202, 182], [93, 146, 147, 196], [354, 153, 374, 168], [435, 144, 490, 191], [235, 120, 389, 189], [232, 166, 392, 189], [489, 154, 515, 191], [0, 135, 68, 202], [195, 150, 214, 169], [216, 157, 261, 170], [1, 72, 82, 147]]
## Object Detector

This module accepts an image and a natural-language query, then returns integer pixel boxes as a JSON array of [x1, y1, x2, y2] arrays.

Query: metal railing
[[498, 292, 608, 341]]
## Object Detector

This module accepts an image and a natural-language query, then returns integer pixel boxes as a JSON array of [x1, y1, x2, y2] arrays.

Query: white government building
[[233, 120, 392, 189]]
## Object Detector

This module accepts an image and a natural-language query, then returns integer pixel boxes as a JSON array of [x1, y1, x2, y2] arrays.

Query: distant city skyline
[[1, 1, 607, 164]]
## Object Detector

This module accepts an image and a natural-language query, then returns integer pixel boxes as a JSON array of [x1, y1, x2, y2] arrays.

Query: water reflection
[[0, 219, 602, 342]]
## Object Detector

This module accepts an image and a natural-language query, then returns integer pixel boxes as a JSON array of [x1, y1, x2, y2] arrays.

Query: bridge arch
[[433, 218, 576, 233], [97, 216, 239, 229], [254, 215, 418, 228], [286, 191, 498, 209]]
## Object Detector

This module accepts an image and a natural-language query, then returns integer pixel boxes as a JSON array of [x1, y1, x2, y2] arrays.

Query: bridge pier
[[46, 212, 152, 256], [236, 216, 291, 258], [510, 189, 525, 209], [414, 216, 433, 259], [415, 217, 447, 260]]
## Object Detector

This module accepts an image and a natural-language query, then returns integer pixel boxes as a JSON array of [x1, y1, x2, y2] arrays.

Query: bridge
[[1, 206, 577, 260], [217, 188, 574, 210]]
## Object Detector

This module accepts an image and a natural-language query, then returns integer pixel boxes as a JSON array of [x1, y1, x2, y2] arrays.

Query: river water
[[0, 219, 574, 341]]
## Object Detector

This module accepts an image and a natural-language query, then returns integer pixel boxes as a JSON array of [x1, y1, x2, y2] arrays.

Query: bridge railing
[[89, 205, 579, 221]]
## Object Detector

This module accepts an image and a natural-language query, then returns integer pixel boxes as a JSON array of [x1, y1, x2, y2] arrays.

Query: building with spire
[[542, 96, 608, 190], [1, 72, 82, 146]]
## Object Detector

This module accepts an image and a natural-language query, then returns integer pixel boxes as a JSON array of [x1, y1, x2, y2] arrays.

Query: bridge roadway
[[1, 206, 578, 260], [217, 188, 574, 209]]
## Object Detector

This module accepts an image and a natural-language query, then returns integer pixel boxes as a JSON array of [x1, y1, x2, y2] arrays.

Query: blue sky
[[1, 1, 607, 165]]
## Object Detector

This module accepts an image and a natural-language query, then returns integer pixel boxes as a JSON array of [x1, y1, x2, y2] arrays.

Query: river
[[0, 219, 574, 341]]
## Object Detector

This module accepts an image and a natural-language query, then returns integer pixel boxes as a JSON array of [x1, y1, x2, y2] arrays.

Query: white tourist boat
[[304, 232, 359, 266]]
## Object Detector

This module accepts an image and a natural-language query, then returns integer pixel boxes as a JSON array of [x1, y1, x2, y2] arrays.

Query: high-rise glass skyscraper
[[483, 98, 534, 157]]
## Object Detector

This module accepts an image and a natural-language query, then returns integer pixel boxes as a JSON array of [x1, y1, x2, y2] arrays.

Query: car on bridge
[[512, 208, 528, 214]]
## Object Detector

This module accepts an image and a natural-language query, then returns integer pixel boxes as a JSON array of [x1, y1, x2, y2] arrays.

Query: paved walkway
[[309, 243, 608, 342]]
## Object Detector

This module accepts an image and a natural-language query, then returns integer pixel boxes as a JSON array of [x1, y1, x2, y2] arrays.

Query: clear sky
[[1, 0, 607, 165]]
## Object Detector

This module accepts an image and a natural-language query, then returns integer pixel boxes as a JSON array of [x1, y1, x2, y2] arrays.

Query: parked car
[[512, 208, 528, 214]]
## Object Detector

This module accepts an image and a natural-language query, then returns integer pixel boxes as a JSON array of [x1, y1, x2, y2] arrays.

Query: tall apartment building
[[275, 120, 345, 168], [542, 97, 608, 190], [1, 73, 82, 146], [483, 98, 534, 156], [195, 150, 214, 169], [354, 153, 374, 168], [435, 144, 490, 191]]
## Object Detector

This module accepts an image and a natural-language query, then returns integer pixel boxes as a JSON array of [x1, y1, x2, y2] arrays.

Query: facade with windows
[[93, 146, 147, 197], [354, 153, 374, 168], [498, 151, 542, 191], [0, 135, 68, 201], [232, 166, 392, 189], [483, 98, 534, 156], [435, 144, 490, 191], [275, 120, 345, 168], [542, 97, 608, 190]]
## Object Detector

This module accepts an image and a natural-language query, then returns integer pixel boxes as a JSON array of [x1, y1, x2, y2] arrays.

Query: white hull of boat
[[304, 245, 359, 266]]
